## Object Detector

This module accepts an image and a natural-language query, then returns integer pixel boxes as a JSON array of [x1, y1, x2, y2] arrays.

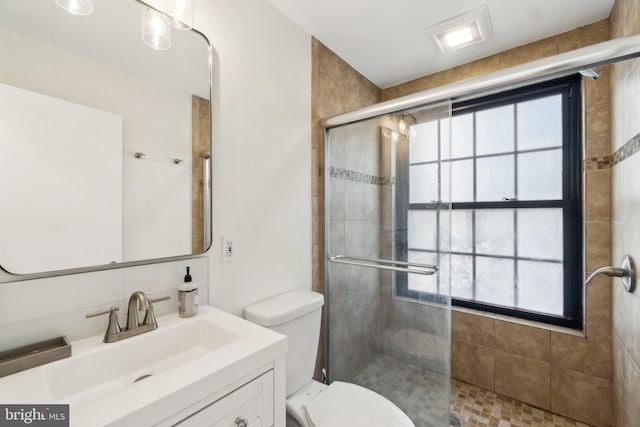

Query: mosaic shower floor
[[450, 379, 590, 427], [351, 354, 591, 427]]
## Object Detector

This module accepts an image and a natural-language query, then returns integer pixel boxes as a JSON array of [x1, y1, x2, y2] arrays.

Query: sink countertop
[[0, 306, 288, 426]]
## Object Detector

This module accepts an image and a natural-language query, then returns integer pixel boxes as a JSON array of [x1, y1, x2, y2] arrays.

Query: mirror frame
[[0, 0, 213, 283]]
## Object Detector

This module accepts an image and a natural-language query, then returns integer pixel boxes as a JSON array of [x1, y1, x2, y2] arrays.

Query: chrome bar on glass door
[[202, 153, 212, 250], [328, 255, 438, 276]]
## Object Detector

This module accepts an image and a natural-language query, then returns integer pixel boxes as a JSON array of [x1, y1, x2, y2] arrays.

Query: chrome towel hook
[[585, 255, 635, 292]]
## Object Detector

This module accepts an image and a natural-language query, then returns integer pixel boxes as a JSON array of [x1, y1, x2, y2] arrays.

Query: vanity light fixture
[[425, 6, 493, 53], [163, 0, 195, 30], [141, 7, 171, 51], [54, 0, 93, 16], [394, 113, 416, 138]]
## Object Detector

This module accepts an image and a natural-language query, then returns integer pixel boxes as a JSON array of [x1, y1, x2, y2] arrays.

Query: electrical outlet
[[222, 236, 236, 262]]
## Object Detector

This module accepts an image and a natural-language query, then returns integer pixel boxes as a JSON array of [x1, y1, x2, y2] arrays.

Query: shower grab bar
[[328, 255, 437, 276], [333, 255, 438, 270]]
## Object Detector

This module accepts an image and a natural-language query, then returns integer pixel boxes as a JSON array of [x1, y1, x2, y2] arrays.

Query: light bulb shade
[[163, 0, 195, 30], [54, 0, 93, 15], [141, 7, 171, 51], [397, 118, 409, 137]]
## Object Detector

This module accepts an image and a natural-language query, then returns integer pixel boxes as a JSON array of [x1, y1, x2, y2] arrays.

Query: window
[[396, 75, 582, 328]]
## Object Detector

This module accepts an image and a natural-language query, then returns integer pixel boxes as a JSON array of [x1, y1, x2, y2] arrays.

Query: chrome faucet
[[86, 292, 170, 343], [126, 291, 156, 330]]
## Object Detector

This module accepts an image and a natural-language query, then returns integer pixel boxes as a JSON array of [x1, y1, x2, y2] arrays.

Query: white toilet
[[245, 290, 414, 427]]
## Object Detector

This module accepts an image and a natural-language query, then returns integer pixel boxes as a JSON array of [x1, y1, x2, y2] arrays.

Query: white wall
[[0, 83, 123, 273], [200, 0, 312, 316], [0, 26, 193, 262], [0, 0, 311, 350]]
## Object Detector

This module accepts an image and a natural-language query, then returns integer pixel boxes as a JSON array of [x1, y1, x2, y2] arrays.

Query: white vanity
[[0, 307, 287, 427]]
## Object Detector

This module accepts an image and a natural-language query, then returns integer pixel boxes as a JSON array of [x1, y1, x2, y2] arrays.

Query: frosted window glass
[[517, 209, 563, 260], [475, 209, 514, 256], [408, 210, 437, 250], [440, 162, 450, 202], [409, 164, 438, 203], [439, 253, 451, 297], [441, 114, 473, 160], [475, 257, 514, 307], [410, 121, 438, 163], [442, 160, 473, 202], [517, 260, 563, 315], [440, 118, 450, 160], [477, 105, 514, 155], [476, 155, 514, 201], [439, 210, 472, 253], [518, 150, 562, 200], [408, 251, 438, 294], [518, 95, 562, 150], [448, 254, 473, 300]]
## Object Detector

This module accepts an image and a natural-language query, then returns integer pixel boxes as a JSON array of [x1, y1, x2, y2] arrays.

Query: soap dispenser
[[178, 266, 198, 317]]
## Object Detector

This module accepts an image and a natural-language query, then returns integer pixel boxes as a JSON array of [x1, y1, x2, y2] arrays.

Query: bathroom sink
[[0, 306, 287, 426], [45, 316, 237, 406]]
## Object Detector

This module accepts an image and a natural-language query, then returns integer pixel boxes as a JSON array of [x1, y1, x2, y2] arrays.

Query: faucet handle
[[86, 306, 121, 342], [149, 296, 171, 304], [142, 295, 171, 328], [85, 306, 120, 318]]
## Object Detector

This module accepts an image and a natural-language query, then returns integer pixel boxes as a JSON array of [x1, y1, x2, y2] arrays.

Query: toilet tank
[[244, 290, 324, 396]]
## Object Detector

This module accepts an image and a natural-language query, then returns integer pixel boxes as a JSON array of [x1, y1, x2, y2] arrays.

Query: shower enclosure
[[325, 101, 452, 426], [319, 33, 640, 427]]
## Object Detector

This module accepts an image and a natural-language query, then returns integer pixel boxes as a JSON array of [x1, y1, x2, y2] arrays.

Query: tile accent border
[[585, 131, 640, 170], [612, 131, 640, 166], [584, 155, 611, 171], [329, 166, 394, 185]]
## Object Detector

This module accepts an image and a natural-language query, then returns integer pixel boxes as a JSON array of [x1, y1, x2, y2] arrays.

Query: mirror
[[0, 0, 211, 278]]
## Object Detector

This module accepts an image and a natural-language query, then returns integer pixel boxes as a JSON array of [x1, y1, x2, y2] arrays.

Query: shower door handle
[[329, 255, 438, 276]]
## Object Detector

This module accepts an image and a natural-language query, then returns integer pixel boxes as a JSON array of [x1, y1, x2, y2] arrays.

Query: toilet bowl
[[287, 379, 413, 427], [244, 290, 414, 427]]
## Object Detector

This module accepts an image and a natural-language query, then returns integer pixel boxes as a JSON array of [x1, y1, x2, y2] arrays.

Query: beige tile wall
[[311, 38, 381, 378], [381, 20, 613, 427], [451, 311, 612, 426], [610, 0, 640, 425]]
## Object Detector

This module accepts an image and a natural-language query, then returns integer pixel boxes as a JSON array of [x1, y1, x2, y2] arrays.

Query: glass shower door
[[325, 100, 452, 426]]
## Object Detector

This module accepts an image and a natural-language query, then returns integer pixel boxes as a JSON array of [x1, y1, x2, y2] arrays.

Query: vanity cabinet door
[[176, 370, 274, 427]]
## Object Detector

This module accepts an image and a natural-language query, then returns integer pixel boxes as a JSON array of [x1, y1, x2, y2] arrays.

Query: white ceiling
[[0, 0, 210, 99], [267, 0, 615, 88]]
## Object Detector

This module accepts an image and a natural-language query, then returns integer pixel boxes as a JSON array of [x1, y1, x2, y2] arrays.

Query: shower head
[[579, 68, 599, 79]]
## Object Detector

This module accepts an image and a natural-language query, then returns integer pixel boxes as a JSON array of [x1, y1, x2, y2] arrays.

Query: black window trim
[[395, 74, 583, 329]]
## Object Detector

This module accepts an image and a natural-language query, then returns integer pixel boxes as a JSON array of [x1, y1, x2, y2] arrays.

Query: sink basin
[[45, 317, 237, 406], [0, 306, 287, 426]]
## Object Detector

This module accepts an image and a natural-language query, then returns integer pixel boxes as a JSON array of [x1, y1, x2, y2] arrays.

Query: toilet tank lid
[[244, 290, 324, 327]]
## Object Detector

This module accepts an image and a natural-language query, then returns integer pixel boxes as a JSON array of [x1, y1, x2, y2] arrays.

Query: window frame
[[395, 75, 583, 329]]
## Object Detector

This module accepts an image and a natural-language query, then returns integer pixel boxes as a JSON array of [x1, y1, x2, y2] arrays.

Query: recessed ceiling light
[[425, 6, 493, 53]]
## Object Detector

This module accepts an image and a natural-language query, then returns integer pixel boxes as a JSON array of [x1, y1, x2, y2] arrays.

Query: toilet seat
[[305, 381, 414, 427]]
